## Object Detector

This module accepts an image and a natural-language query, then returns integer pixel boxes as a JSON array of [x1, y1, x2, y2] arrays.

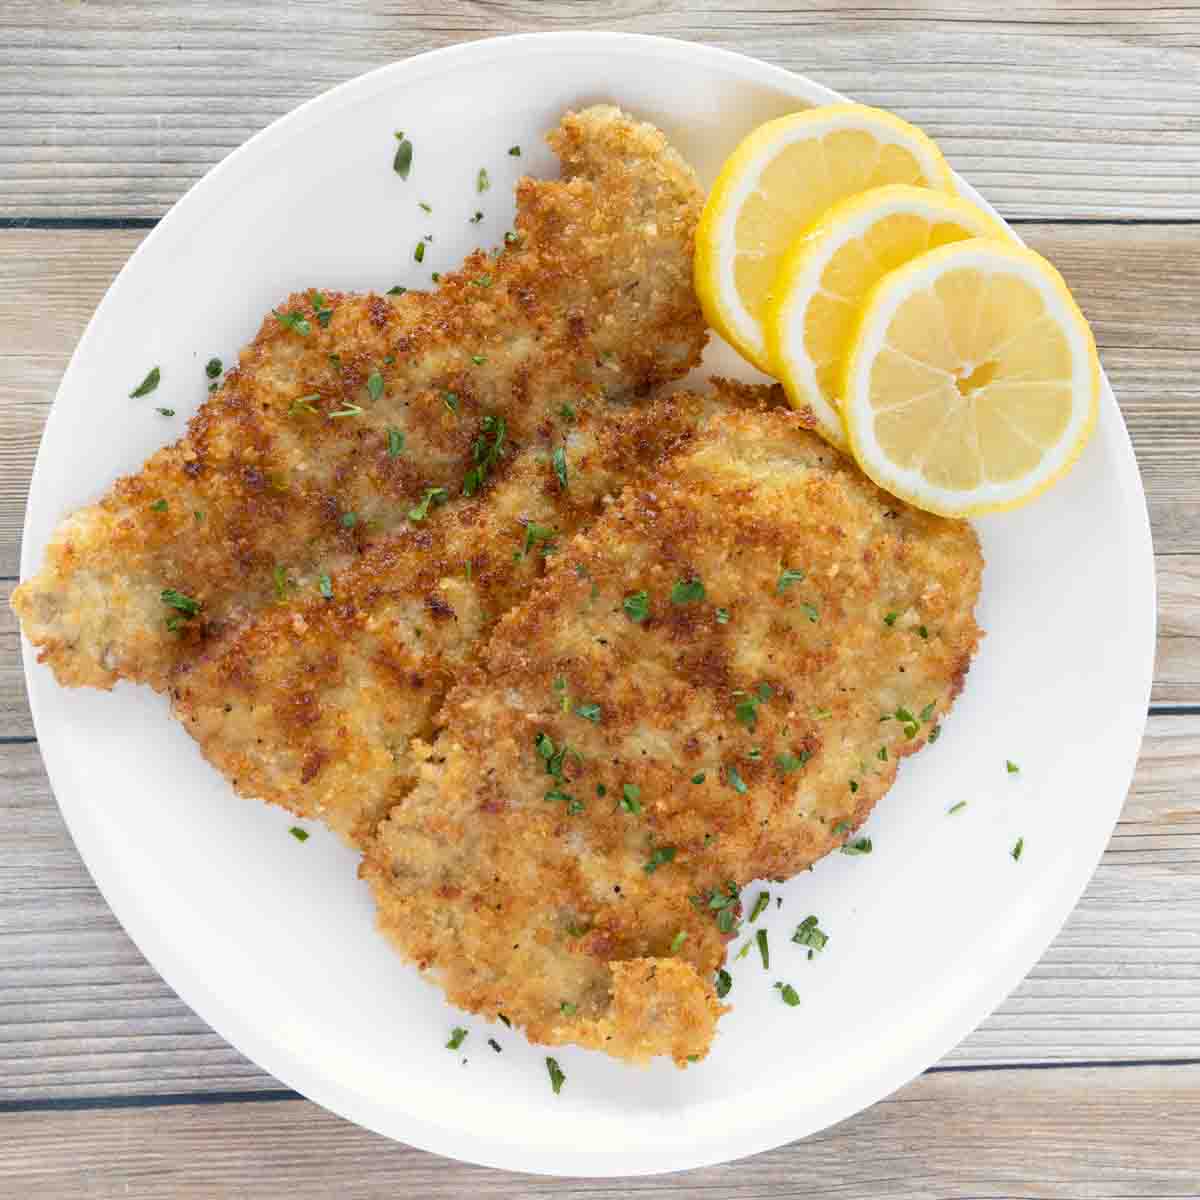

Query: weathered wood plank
[[1, 716, 1195, 1100], [0, 3, 1197, 220], [0, 1064, 1196, 1198]]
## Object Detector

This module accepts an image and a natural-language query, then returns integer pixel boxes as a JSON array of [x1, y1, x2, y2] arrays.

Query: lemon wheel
[[843, 238, 1100, 516]]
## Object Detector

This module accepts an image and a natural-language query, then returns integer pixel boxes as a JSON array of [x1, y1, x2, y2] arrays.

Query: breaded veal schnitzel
[[170, 382, 766, 844], [13, 105, 706, 691], [362, 404, 983, 1065]]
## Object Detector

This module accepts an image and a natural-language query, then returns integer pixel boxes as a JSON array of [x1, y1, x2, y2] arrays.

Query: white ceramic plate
[[20, 33, 1154, 1177]]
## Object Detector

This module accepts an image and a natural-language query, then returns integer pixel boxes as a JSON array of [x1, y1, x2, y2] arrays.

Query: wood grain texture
[[1, 2, 1198, 220], [2, 1064, 1197, 1199], [1, 716, 1196, 1101]]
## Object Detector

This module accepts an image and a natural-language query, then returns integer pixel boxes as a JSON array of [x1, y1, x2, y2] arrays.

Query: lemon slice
[[694, 104, 954, 374], [843, 238, 1100, 516], [766, 185, 1010, 446]]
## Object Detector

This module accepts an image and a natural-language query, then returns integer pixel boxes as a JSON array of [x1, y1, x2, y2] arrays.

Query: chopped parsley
[[273, 564, 291, 599], [545, 1057, 565, 1095], [552, 446, 569, 490], [929, 725, 942, 744], [693, 882, 739, 933], [387, 427, 405, 457], [508, 145, 521, 156], [128, 366, 161, 398], [842, 837, 873, 856], [289, 826, 309, 842], [329, 402, 364, 419], [832, 820, 852, 835], [310, 290, 333, 327], [155, 407, 175, 417], [559, 402, 576, 422], [367, 370, 384, 401], [443, 391, 458, 414], [734, 683, 773, 729], [289, 394, 319, 416], [777, 566, 806, 593], [877, 746, 888, 762], [273, 308, 310, 336], [849, 780, 859, 793], [469, 211, 484, 224], [340, 512, 357, 529], [1006, 760, 1020, 775], [775, 750, 811, 773], [560, 1001, 577, 1016], [161, 588, 200, 617], [691, 772, 706, 785], [408, 486, 448, 522], [671, 577, 705, 605], [471, 354, 486, 365], [948, 801, 967, 815], [643, 846, 677, 875], [546, 788, 583, 815], [619, 783, 641, 815], [918, 625, 930, 639], [463, 414, 506, 496], [812, 706, 832, 719], [748, 892, 770, 923], [414, 240, 425, 263], [477, 167, 490, 193], [726, 766, 748, 794], [623, 590, 650, 623], [755, 928, 770, 969], [775, 982, 801, 1007], [670, 930, 688, 954], [471, 274, 493, 288], [800, 603, 819, 623], [920, 702, 936, 722], [149, 498, 168, 512], [1012, 837, 1025, 861], [504, 230, 521, 247], [204, 358, 222, 379], [792, 915, 828, 952], [392, 132, 413, 179], [715, 969, 732, 999], [894, 706, 919, 739], [575, 702, 601, 723], [715, 608, 731, 624], [518, 521, 557, 559], [883, 611, 899, 626], [418, 201, 432, 213], [318, 573, 333, 600], [386, 284, 407, 295], [446, 1027, 468, 1051]]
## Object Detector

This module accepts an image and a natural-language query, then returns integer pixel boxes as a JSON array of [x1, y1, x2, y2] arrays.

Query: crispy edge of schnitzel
[[361, 403, 983, 1064], [13, 105, 707, 693]]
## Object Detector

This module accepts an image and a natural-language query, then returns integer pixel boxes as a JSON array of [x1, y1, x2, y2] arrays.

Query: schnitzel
[[170, 382, 771, 844], [12, 105, 707, 692], [362, 405, 983, 1064]]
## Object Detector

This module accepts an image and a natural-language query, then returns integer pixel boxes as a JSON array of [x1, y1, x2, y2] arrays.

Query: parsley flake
[[726, 766, 748, 794], [318, 573, 333, 600], [670, 930, 688, 954], [920, 702, 936, 722], [273, 309, 310, 336], [418, 201, 432, 213], [204, 358, 222, 379], [620, 784, 641, 815], [884, 611, 899, 626], [446, 1027, 468, 1051], [644, 846, 677, 875], [691, 772, 706, 785], [575, 702, 601, 723], [623, 590, 650, 623], [477, 167, 490, 193], [386, 285, 407, 295], [792, 915, 828, 952], [756, 928, 770, 970], [948, 801, 967, 815], [552, 446, 569, 490], [463, 414, 506, 496], [749, 892, 770, 923], [161, 588, 200, 617], [518, 521, 557, 559], [408, 486, 449, 522], [801, 603, 819, 623], [413, 240, 425, 263], [309, 290, 333, 327], [329, 402, 364, 419], [1006, 760, 1020, 775], [842, 837, 873, 856], [776, 750, 811, 773], [149, 498, 168, 512], [918, 625, 930, 639], [775, 982, 801, 1007], [155, 407, 175, 417], [545, 1057, 566, 1095], [128, 366, 161, 398], [367, 370, 384, 401], [289, 826, 309, 843], [777, 567, 806, 593], [471, 354, 486, 365], [671, 577, 705, 605], [1012, 837, 1025, 861], [391, 132, 414, 179], [469, 211, 483, 224], [387, 427, 405, 457], [715, 608, 731, 624], [715, 969, 732, 999], [508, 145, 521, 156], [559, 402, 576, 422]]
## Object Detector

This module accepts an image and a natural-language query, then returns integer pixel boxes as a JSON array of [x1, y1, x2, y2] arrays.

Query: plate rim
[[19, 30, 1156, 1177]]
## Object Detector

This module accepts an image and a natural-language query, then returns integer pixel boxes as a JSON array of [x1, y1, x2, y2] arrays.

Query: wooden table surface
[[2, 3, 1198, 1196]]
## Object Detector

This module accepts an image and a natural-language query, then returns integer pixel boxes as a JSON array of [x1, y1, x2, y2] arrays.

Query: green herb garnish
[[318, 574, 333, 600], [387, 427, 405, 458], [309, 290, 333, 327], [671, 577, 705, 605], [273, 309, 310, 336], [691, 772, 706, 785], [546, 1057, 565, 1095], [755, 928, 769, 969], [518, 521, 557, 559], [386, 285, 407, 295], [161, 588, 200, 617], [469, 211, 483, 224], [329, 402, 363, 418], [670, 930, 688, 954], [715, 969, 732, 999], [1012, 837, 1024, 861], [715, 608, 731, 624], [508, 145, 521, 156], [463, 414, 506, 496], [623, 590, 650, 623], [393, 132, 413, 179], [776, 750, 811, 774], [129, 366, 161, 398], [644, 846, 677, 874], [1006, 760, 1020, 775], [149, 498, 168, 512], [792, 915, 828, 952], [413, 241, 425, 263], [477, 167, 490, 193], [842, 838, 873, 856], [883, 611, 899, 626], [948, 801, 967, 815], [726, 766, 748, 794], [775, 982, 801, 1007], [408, 486, 449, 522], [559, 402, 575, 422], [552, 446, 568, 490], [367, 370, 384, 402], [777, 567, 805, 593], [204, 358, 222, 379], [575, 702, 601, 723], [620, 783, 641, 815], [446, 1027, 468, 1051], [289, 826, 309, 843], [749, 892, 770, 923], [800, 603, 819, 623], [155, 407, 175, 416], [418, 201, 432, 213]]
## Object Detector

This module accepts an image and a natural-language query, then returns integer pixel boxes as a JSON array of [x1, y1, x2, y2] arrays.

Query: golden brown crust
[[169, 385, 775, 843], [12, 105, 707, 691], [362, 407, 984, 1064]]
